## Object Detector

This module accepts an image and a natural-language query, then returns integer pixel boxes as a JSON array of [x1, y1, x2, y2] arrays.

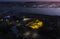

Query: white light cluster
[[23, 3, 60, 8]]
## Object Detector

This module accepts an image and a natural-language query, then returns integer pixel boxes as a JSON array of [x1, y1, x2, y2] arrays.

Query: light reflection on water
[[0, 7, 60, 16]]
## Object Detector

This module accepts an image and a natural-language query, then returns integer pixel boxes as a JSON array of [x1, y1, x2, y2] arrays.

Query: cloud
[[0, 0, 60, 2]]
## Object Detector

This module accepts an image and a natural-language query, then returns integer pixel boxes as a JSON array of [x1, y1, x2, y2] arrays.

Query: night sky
[[0, 0, 60, 2]]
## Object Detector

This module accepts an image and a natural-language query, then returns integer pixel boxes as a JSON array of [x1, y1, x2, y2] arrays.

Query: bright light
[[32, 33, 38, 38], [16, 23, 21, 27], [6, 19, 9, 22], [26, 19, 43, 29], [16, 20, 19, 23], [7, 22, 12, 25], [4, 16, 10, 18], [0, 19, 3, 21], [23, 18, 31, 21], [23, 31, 31, 37]]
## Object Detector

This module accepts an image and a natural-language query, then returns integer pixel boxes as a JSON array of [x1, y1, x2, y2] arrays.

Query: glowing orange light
[[26, 19, 43, 29]]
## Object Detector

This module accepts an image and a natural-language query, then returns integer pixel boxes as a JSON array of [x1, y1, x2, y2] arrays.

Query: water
[[0, 7, 60, 16]]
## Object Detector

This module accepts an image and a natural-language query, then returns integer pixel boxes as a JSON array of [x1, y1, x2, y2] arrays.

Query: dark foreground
[[0, 2, 60, 39]]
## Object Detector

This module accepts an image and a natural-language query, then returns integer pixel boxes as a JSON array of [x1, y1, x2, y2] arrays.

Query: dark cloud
[[0, 0, 60, 2]]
